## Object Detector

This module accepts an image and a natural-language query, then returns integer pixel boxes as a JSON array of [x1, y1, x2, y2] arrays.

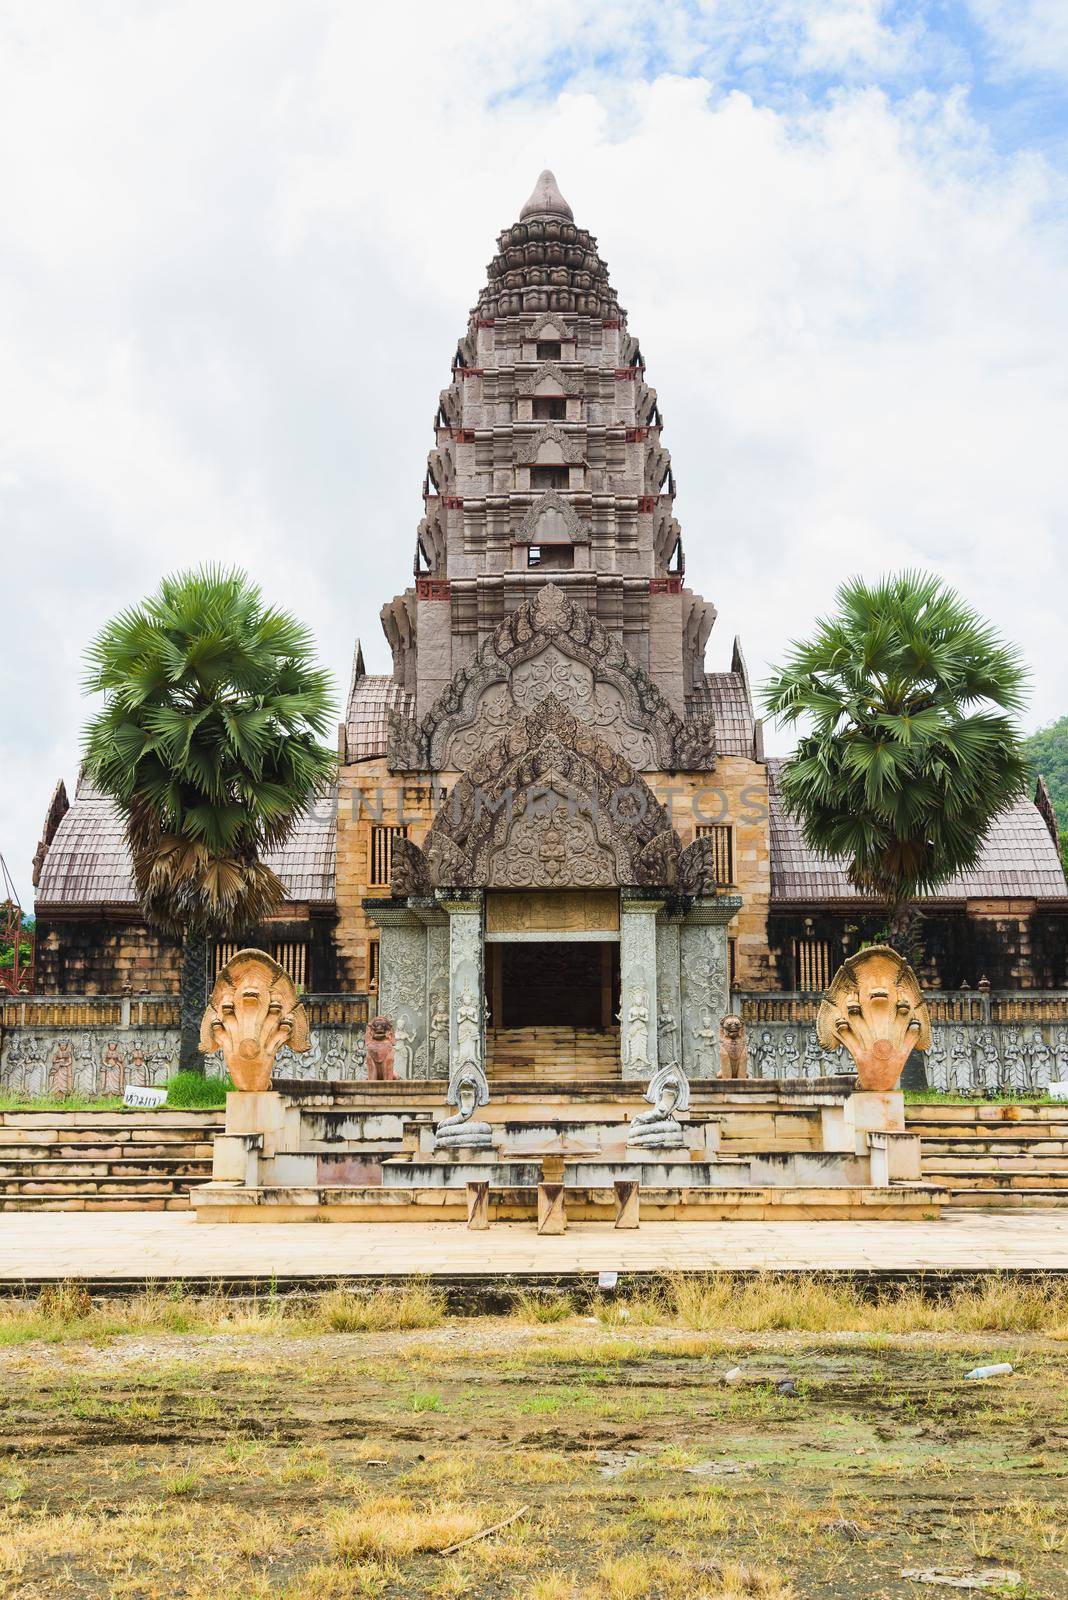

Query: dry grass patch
[[330, 1494, 492, 1560]]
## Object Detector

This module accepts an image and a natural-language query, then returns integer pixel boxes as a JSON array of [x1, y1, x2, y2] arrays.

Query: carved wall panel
[[447, 900, 484, 1081], [487, 798, 620, 889], [620, 901, 660, 1080], [680, 920, 730, 1079], [655, 921, 683, 1068], [378, 923, 429, 1078]]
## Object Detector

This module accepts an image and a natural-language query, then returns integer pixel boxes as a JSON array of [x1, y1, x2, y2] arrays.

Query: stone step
[[0, 1111, 223, 1129], [0, 1141, 214, 1162], [919, 1137, 1068, 1156], [921, 1152, 1068, 1172], [921, 1167, 1068, 1189], [0, 1157, 213, 1179], [0, 1195, 191, 1211], [943, 1188, 1068, 1208], [0, 1174, 198, 1195], [905, 1107, 1068, 1128]]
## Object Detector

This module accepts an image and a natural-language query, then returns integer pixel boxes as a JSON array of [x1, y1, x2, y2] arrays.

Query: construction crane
[[0, 855, 32, 995]]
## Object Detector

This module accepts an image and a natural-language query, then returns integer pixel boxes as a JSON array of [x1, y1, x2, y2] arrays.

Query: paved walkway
[[0, 1209, 1066, 1283]]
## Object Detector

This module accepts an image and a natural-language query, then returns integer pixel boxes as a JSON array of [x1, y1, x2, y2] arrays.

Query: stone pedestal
[[538, 1182, 567, 1234], [466, 1180, 490, 1229], [614, 1179, 640, 1229], [620, 894, 663, 1080]]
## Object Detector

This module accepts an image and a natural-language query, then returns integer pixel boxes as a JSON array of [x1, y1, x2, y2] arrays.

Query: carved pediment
[[421, 694, 681, 891], [387, 583, 718, 775], [528, 311, 572, 340], [516, 360, 582, 397], [515, 425, 585, 466], [516, 491, 587, 544]]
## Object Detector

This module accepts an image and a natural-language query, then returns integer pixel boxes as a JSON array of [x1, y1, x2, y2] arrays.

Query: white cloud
[[1, 2, 1066, 906]]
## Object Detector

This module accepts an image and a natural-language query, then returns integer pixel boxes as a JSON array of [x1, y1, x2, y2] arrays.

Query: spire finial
[[520, 169, 574, 222]]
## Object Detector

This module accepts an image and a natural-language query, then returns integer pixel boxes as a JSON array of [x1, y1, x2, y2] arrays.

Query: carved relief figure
[[98, 1039, 126, 1095], [48, 1040, 75, 1098], [718, 1015, 747, 1080], [692, 1006, 718, 1077], [199, 949, 311, 1093], [429, 992, 450, 1075], [365, 1017, 396, 1082], [948, 1030, 973, 1094], [657, 999, 677, 1062], [816, 945, 931, 1093], [1054, 1028, 1068, 1080], [393, 1013, 415, 1078], [1027, 1028, 1053, 1090], [455, 985, 482, 1068], [1001, 1026, 1027, 1092], [622, 983, 651, 1073], [752, 1027, 777, 1080]]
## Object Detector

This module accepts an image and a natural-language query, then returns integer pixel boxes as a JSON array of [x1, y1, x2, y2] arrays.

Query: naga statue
[[816, 945, 931, 1093], [628, 1060, 690, 1150], [199, 949, 310, 1093]]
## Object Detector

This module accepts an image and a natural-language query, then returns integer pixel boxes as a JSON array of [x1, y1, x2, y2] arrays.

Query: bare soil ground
[[0, 1309, 1065, 1599]]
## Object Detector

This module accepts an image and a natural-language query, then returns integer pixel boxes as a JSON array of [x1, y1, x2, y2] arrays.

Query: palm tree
[[762, 571, 1030, 948], [82, 567, 336, 1071]]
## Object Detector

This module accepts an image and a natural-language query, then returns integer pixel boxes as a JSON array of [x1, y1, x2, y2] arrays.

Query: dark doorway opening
[[494, 941, 619, 1030]]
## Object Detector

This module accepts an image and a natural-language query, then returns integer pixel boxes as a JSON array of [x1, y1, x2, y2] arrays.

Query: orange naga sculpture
[[816, 945, 931, 1093], [199, 949, 310, 1093]]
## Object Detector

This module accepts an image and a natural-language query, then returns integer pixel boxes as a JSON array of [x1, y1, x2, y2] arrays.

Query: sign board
[[123, 1085, 168, 1109]]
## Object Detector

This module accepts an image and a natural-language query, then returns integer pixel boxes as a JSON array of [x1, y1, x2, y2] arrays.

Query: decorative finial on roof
[[520, 169, 574, 222]]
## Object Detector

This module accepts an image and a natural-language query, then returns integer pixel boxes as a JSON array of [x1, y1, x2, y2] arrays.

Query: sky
[[2, 0, 1067, 907]]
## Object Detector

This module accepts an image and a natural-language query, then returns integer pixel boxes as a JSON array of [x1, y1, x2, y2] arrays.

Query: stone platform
[[1, 1210, 1066, 1293]]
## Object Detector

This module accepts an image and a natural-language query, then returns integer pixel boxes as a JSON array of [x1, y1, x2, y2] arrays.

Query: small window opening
[[530, 464, 570, 491], [532, 397, 567, 420], [527, 544, 573, 569], [536, 340, 562, 361]]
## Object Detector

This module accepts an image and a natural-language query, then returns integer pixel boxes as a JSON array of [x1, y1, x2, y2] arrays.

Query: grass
[[330, 1495, 490, 1559], [903, 1088, 1061, 1106], [0, 1274, 1066, 1348], [164, 1070, 233, 1107], [0, 1091, 125, 1112]]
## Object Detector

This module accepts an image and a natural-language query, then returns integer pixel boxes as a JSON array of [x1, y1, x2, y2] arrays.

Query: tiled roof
[[689, 672, 754, 757], [346, 674, 414, 761], [768, 758, 1068, 903], [36, 785, 337, 909]]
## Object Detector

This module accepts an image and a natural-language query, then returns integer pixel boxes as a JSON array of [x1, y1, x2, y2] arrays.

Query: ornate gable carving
[[515, 425, 586, 466], [528, 312, 571, 340], [387, 583, 718, 774], [516, 361, 582, 397], [516, 490, 587, 544], [408, 695, 681, 891]]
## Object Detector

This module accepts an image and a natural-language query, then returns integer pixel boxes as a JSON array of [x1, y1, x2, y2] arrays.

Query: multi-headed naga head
[[816, 945, 931, 1092], [198, 949, 309, 1093]]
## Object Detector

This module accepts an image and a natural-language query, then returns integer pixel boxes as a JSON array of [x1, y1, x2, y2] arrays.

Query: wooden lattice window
[[272, 941, 307, 990], [213, 941, 240, 979], [368, 938, 380, 993], [369, 824, 409, 888], [794, 936, 832, 992], [695, 824, 734, 885]]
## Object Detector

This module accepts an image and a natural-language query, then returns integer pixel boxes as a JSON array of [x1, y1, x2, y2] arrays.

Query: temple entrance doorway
[[484, 890, 622, 1081], [490, 941, 619, 1030]]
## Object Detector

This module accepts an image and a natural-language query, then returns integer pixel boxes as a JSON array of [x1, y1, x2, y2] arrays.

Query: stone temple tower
[[341, 171, 772, 1084], [380, 169, 718, 727]]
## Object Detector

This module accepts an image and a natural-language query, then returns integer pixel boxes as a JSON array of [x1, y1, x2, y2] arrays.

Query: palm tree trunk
[[178, 934, 209, 1075]]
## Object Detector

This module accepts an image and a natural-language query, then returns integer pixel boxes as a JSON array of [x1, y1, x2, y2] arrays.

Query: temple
[[28, 173, 1068, 1088]]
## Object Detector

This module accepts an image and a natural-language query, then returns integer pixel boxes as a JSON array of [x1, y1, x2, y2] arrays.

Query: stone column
[[680, 896, 742, 1080], [619, 893, 664, 1081], [441, 893, 485, 1078], [375, 906, 429, 1078]]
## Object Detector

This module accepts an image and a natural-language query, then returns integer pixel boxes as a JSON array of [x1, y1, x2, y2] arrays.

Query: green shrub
[[165, 1071, 232, 1108]]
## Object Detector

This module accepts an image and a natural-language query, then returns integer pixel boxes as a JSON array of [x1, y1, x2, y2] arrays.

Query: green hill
[[1024, 715, 1068, 868]]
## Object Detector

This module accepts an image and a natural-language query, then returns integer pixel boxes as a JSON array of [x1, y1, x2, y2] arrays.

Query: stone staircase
[[486, 1026, 621, 1083], [0, 1111, 222, 1211], [906, 1104, 1068, 1207]]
